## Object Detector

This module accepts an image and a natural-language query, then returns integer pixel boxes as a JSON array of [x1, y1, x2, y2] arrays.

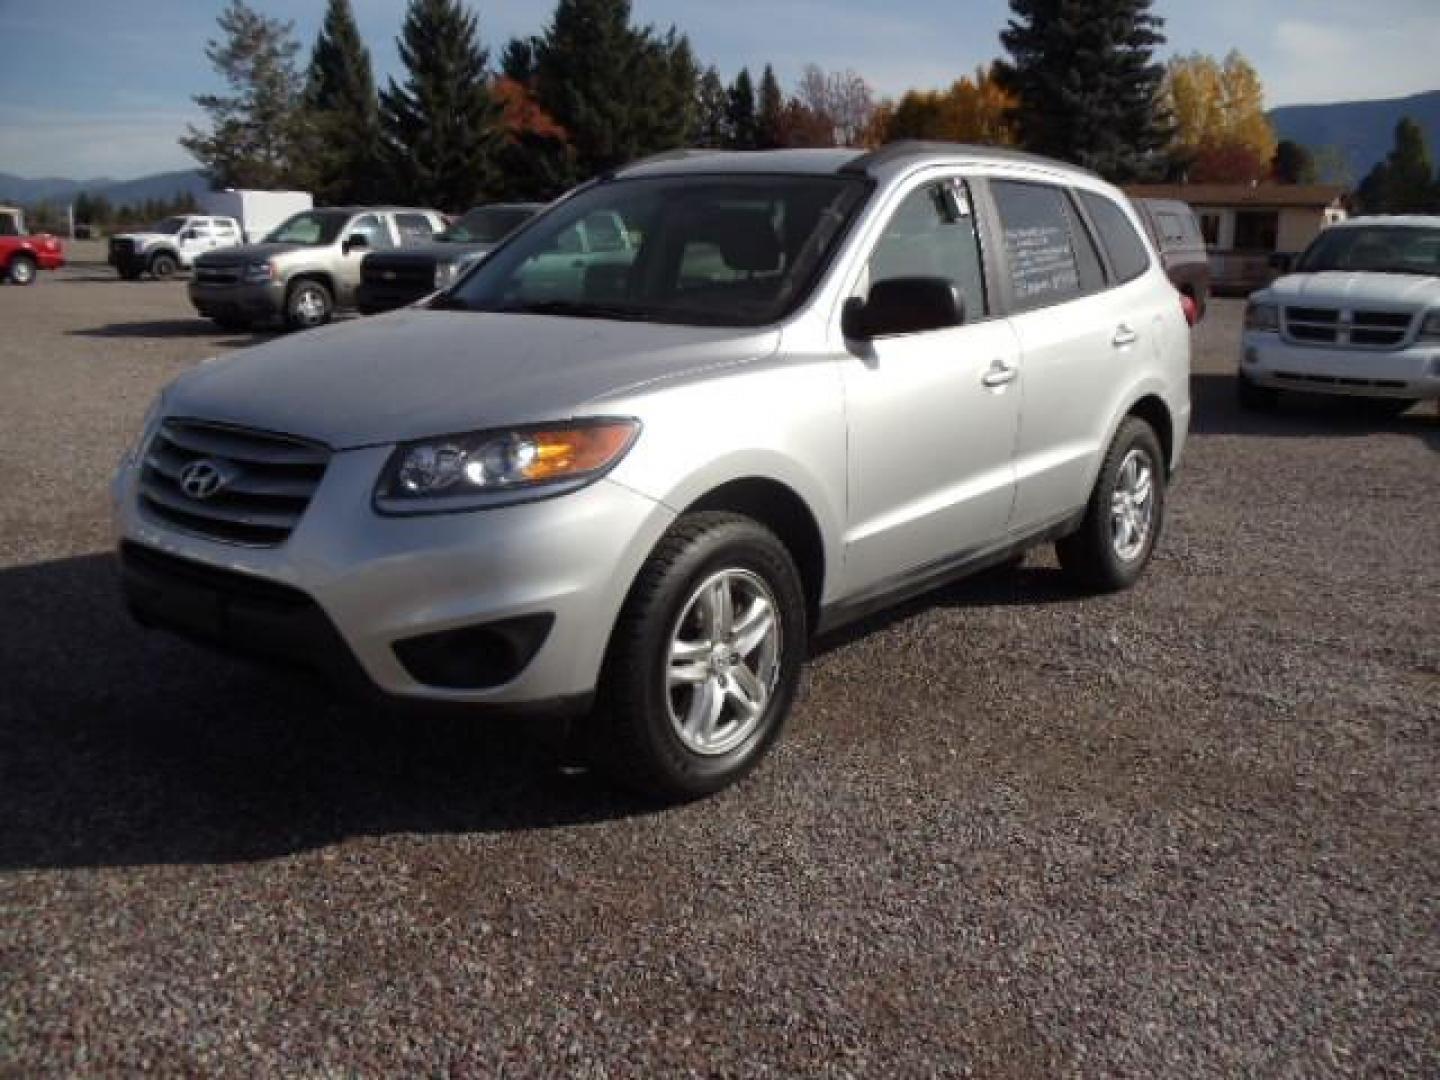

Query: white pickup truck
[[108, 215, 244, 280]]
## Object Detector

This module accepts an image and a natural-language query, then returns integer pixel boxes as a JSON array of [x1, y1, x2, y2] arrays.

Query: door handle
[[981, 359, 1017, 388], [1112, 324, 1138, 347]]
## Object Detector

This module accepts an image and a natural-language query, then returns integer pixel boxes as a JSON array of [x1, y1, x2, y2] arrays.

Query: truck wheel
[[148, 252, 178, 280], [285, 280, 332, 331], [1056, 417, 1166, 593], [7, 254, 37, 286], [593, 512, 807, 801]]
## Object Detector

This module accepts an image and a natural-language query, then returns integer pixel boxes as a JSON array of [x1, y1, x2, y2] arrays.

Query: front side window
[[442, 174, 869, 327], [265, 211, 351, 246], [991, 180, 1099, 311], [0, 212, 20, 237], [862, 178, 987, 322], [1081, 191, 1152, 283]]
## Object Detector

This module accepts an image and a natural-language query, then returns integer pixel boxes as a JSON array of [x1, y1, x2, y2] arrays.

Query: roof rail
[[841, 140, 1097, 179]]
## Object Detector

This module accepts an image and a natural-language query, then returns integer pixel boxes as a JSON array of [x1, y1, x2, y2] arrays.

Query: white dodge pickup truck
[[1240, 215, 1440, 415], [108, 215, 244, 280]]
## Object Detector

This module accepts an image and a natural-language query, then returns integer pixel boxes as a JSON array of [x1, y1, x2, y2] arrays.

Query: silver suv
[[189, 206, 446, 331], [116, 143, 1192, 799]]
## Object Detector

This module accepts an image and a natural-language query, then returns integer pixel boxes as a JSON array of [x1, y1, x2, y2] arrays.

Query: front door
[[840, 176, 1022, 597]]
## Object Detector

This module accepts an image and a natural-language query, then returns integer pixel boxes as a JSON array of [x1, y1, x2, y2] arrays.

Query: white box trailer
[[201, 189, 313, 243]]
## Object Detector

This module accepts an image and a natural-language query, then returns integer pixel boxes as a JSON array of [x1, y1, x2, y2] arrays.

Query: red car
[[0, 206, 66, 285]]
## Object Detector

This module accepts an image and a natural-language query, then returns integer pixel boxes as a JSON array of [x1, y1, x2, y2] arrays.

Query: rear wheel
[[594, 512, 807, 800], [1056, 417, 1166, 593], [148, 252, 178, 280], [285, 279, 332, 331], [7, 254, 37, 286], [1236, 373, 1279, 412]]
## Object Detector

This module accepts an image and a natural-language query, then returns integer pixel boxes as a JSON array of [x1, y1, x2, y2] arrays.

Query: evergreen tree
[[301, 0, 382, 203], [380, 0, 504, 211], [726, 68, 758, 150], [500, 37, 538, 82], [180, 0, 305, 188], [996, 0, 1170, 181], [1358, 118, 1438, 213], [757, 64, 784, 149], [1271, 139, 1317, 184], [695, 66, 730, 148], [533, 0, 696, 180]]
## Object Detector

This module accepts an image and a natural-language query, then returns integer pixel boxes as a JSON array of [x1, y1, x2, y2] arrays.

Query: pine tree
[[1358, 118, 1438, 213], [380, 0, 504, 211], [180, 0, 305, 188], [726, 68, 758, 150], [533, 0, 696, 180], [757, 65, 784, 149], [1272, 140, 1316, 185], [695, 66, 730, 148], [996, 0, 1170, 181], [300, 0, 382, 203]]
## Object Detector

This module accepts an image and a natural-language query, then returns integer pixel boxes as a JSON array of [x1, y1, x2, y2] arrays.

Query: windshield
[[1297, 225, 1440, 276], [263, 210, 351, 246], [441, 206, 536, 244], [151, 217, 187, 235], [438, 175, 870, 327]]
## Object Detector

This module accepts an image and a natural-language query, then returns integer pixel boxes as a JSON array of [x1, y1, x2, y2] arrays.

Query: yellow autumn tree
[[876, 66, 1018, 147], [1164, 50, 1277, 182]]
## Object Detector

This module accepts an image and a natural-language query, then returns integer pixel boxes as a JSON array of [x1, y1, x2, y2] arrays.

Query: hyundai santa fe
[[115, 142, 1192, 799]]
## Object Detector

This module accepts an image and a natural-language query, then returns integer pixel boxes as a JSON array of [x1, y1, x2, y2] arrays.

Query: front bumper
[[112, 441, 676, 707], [1241, 332, 1440, 400], [189, 279, 286, 322]]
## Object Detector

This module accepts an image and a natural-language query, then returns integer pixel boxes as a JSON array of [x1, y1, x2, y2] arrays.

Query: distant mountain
[[0, 168, 208, 207], [1269, 90, 1440, 183]]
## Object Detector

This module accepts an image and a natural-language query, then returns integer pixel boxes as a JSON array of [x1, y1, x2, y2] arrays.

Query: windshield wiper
[[494, 299, 657, 321]]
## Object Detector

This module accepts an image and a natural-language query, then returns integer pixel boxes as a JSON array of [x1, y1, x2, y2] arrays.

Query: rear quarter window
[[1080, 192, 1152, 283]]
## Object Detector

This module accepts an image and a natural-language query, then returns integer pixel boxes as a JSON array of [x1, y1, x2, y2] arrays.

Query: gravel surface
[[1, 256, 1437, 1076]]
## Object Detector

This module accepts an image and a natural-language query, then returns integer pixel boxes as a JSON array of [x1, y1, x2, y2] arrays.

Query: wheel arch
[[1127, 393, 1175, 476]]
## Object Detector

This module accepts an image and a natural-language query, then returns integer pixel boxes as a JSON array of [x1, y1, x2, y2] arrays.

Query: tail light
[[1179, 293, 1198, 327]]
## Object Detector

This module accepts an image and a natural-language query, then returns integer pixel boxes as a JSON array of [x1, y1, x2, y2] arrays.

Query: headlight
[[434, 261, 460, 289], [375, 419, 641, 514], [242, 260, 274, 282], [1244, 301, 1279, 333], [1420, 311, 1440, 342]]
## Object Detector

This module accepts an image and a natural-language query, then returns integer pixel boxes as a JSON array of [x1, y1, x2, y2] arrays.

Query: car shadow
[[1190, 373, 1439, 448], [67, 320, 281, 347], [0, 553, 657, 872]]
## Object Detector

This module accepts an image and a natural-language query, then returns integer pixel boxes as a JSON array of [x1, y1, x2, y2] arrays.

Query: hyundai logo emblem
[[178, 459, 230, 500]]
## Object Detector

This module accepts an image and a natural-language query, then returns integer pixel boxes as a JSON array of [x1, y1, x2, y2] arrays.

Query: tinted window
[[991, 180, 1092, 311], [395, 213, 436, 244], [442, 207, 534, 243], [1080, 192, 1151, 283], [865, 178, 987, 322]]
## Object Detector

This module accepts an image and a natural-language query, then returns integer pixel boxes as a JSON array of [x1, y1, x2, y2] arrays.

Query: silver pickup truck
[[189, 206, 446, 331]]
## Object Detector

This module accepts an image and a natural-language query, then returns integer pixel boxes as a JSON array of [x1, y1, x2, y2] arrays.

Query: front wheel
[[7, 255, 37, 285], [1056, 417, 1166, 593], [595, 512, 807, 800], [148, 252, 178, 280], [285, 279, 332, 330]]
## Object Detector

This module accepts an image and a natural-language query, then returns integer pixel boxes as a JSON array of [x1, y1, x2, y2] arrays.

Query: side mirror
[[1268, 252, 1294, 273], [343, 233, 369, 254], [843, 277, 965, 340]]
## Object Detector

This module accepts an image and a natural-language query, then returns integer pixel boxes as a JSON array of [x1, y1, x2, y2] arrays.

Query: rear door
[[988, 178, 1122, 533], [839, 174, 1023, 596]]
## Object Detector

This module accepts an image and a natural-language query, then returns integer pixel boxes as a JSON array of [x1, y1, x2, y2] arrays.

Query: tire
[[1236, 373, 1279, 412], [1056, 417, 1166, 593], [149, 252, 178, 280], [594, 511, 807, 800], [7, 254, 37, 286], [285, 279, 333, 331]]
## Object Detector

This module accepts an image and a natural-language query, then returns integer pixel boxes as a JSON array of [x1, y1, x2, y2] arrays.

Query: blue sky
[[1, 0, 1436, 179]]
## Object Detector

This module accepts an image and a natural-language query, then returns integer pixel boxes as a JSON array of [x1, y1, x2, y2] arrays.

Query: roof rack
[[840, 140, 1097, 179]]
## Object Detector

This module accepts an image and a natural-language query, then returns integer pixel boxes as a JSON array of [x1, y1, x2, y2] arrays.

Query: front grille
[[195, 265, 240, 286], [111, 238, 135, 258], [138, 420, 330, 546], [1282, 306, 1415, 349]]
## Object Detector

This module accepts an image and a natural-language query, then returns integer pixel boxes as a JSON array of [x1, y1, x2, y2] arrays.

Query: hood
[[1263, 271, 1440, 308], [165, 309, 781, 449], [196, 242, 307, 266], [368, 240, 496, 264]]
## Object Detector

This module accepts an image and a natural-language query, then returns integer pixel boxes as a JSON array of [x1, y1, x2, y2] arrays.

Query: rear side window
[[991, 180, 1100, 312], [1080, 192, 1151, 283], [866, 178, 988, 322], [395, 213, 436, 245]]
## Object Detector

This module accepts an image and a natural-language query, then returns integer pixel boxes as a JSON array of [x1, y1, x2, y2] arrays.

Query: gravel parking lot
[[2, 251, 1437, 1075]]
